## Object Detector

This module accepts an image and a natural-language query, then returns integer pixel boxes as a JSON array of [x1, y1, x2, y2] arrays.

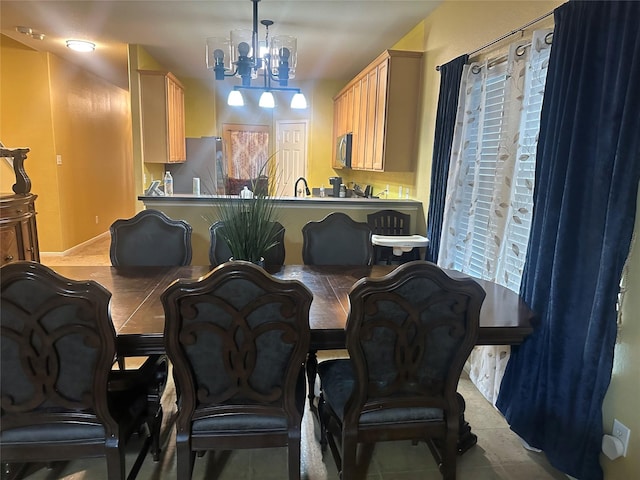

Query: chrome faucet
[[294, 177, 311, 197]]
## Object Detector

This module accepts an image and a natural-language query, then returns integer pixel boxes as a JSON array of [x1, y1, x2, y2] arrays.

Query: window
[[438, 29, 552, 405], [440, 30, 552, 293]]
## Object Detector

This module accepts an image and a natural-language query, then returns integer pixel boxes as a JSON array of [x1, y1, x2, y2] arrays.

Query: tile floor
[[22, 236, 568, 480]]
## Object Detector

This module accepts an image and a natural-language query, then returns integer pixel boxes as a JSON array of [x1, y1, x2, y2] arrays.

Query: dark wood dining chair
[[209, 220, 286, 266], [0, 261, 163, 479], [367, 209, 420, 264], [302, 212, 373, 265], [109, 208, 187, 381], [317, 261, 485, 480], [109, 209, 192, 266], [161, 261, 313, 479]]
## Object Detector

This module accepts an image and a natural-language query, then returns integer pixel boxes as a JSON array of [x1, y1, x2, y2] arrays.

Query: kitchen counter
[[139, 194, 425, 264], [139, 194, 418, 207]]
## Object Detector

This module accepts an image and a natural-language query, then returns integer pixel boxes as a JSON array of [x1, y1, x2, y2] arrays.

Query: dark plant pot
[[229, 257, 265, 268]]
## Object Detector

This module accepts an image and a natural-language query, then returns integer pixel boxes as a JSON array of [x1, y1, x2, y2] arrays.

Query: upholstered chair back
[[110, 209, 192, 266], [345, 261, 485, 424], [1, 261, 116, 434], [302, 212, 373, 265]]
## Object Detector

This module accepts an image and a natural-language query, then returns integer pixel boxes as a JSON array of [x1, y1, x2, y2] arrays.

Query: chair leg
[[142, 355, 168, 462], [105, 441, 126, 480], [288, 429, 302, 480], [149, 405, 163, 461], [341, 431, 357, 480], [176, 434, 194, 480], [439, 432, 458, 480], [317, 394, 328, 453]]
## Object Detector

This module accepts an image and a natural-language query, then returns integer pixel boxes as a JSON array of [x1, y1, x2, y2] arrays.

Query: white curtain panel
[[438, 30, 552, 404]]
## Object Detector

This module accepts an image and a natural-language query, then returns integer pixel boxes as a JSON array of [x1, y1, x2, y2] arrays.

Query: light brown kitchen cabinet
[[139, 70, 186, 163], [331, 85, 355, 168], [332, 50, 423, 172], [0, 147, 39, 267], [350, 80, 363, 169]]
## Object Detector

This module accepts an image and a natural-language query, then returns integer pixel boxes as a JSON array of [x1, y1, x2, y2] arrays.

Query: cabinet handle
[[4, 255, 14, 261]]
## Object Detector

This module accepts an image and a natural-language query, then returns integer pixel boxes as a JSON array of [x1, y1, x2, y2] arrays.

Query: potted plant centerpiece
[[209, 156, 283, 266]]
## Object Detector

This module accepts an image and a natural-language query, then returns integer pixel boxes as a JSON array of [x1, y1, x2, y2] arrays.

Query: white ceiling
[[1, 0, 442, 90]]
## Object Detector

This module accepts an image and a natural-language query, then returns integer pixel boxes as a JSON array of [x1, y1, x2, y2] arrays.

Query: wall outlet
[[95, 216, 99, 224], [56, 154, 62, 165], [613, 419, 630, 457]]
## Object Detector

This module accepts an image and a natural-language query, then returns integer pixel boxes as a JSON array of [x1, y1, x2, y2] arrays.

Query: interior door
[[275, 121, 308, 196]]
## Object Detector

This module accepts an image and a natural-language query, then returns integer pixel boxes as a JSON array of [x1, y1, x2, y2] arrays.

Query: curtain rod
[[435, 9, 554, 71]]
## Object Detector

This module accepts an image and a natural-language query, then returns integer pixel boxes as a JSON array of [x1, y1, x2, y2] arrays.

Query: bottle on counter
[[319, 185, 325, 197], [164, 171, 173, 196], [339, 183, 346, 198], [240, 186, 254, 199]]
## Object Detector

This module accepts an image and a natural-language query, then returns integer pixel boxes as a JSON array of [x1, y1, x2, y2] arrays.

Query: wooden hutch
[[1, 147, 40, 266]]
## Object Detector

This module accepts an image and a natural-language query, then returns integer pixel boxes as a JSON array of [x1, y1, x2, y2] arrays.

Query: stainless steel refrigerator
[[166, 136, 226, 195]]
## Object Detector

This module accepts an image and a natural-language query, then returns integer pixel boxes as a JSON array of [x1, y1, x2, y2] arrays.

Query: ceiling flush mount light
[[66, 40, 96, 52], [206, 0, 307, 109]]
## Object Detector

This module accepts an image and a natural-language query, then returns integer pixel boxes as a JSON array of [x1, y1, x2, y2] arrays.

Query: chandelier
[[206, 0, 307, 109]]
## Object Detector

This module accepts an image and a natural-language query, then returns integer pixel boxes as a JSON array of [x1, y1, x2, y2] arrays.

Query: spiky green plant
[[210, 155, 282, 264]]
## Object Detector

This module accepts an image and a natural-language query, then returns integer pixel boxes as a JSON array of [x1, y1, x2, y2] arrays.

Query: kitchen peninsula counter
[[139, 195, 425, 264]]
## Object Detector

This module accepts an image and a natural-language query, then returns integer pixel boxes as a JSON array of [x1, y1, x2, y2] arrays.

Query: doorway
[[275, 120, 308, 196]]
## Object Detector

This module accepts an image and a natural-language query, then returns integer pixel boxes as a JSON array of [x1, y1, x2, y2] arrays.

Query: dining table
[[51, 263, 536, 454]]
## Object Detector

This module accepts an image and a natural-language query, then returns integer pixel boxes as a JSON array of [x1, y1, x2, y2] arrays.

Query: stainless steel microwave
[[336, 133, 352, 168]]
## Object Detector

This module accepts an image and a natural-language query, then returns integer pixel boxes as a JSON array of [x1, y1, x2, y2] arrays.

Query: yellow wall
[[306, 79, 345, 190], [1, 36, 60, 248], [183, 77, 217, 138], [602, 188, 640, 478], [1, 35, 134, 252], [47, 55, 134, 249]]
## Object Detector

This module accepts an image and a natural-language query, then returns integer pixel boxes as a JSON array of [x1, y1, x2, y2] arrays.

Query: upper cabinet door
[[140, 70, 186, 163]]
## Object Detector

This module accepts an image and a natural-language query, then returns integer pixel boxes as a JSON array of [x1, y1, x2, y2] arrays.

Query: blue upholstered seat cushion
[[1, 382, 148, 444], [193, 413, 288, 433], [318, 359, 444, 425], [0, 424, 106, 444], [190, 367, 306, 435]]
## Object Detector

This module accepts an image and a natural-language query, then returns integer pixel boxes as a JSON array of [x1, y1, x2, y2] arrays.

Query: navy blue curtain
[[496, 2, 640, 479], [425, 55, 468, 262]]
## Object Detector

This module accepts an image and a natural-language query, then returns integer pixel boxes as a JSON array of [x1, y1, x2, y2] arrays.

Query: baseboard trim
[[41, 231, 109, 256]]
